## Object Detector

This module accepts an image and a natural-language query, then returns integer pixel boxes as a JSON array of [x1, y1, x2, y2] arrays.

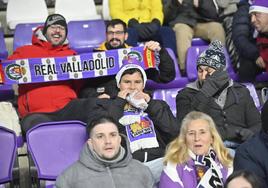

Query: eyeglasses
[[106, 31, 125, 35], [49, 25, 66, 31]]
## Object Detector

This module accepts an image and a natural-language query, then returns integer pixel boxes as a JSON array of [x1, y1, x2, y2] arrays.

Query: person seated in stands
[[233, 100, 268, 188], [224, 170, 262, 188], [105, 59, 179, 183], [56, 115, 155, 188], [159, 111, 233, 188], [5, 14, 121, 136], [232, 0, 264, 82], [248, 0, 268, 76], [108, 0, 177, 57], [164, 0, 225, 75], [79, 19, 175, 99], [176, 40, 261, 148]]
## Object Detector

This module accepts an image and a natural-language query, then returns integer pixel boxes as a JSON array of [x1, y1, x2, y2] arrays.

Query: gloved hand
[[128, 18, 139, 28], [128, 19, 161, 40], [200, 70, 230, 97], [236, 128, 255, 141]]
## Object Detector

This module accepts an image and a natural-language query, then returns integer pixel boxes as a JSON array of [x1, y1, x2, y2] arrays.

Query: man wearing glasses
[[79, 19, 176, 99]]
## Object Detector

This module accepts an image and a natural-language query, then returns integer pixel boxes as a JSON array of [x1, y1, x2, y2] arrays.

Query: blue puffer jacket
[[232, 0, 259, 61], [234, 131, 268, 188]]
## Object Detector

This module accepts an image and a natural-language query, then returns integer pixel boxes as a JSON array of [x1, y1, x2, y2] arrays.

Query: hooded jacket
[[56, 136, 155, 188], [8, 26, 77, 118]]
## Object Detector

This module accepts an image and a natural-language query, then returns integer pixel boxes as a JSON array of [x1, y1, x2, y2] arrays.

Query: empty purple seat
[[242, 83, 261, 110], [0, 84, 14, 101], [13, 23, 43, 51], [0, 125, 17, 186], [191, 38, 209, 46], [186, 45, 239, 82], [68, 19, 106, 54], [255, 72, 268, 82], [26, 120, 87, 184], [153, 87, 183, 116], [0, 28, 8, 60], [145, 48, 189, 89]]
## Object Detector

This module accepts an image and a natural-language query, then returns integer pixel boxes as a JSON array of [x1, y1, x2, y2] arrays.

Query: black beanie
[[42, 14, 68, 35], [261, 100, 268, 133]]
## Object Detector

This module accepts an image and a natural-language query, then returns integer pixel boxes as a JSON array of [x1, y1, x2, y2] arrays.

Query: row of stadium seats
[[6, 0, 102, 30]]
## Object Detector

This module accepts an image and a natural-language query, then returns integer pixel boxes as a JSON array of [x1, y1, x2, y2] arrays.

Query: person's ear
[[124, 32, 128, 41], [87, 138, 92, 147]]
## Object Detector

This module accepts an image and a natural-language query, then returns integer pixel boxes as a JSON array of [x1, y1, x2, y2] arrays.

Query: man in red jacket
[[7, 14, 118, 136], [249, 0, 268, 72]]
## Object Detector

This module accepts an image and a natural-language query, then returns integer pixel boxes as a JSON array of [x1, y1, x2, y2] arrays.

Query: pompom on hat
[[42, 14, 68, 35], [249, 0, 268, 14], [196, 40, 226, 71], [115, 58, 147, 88]]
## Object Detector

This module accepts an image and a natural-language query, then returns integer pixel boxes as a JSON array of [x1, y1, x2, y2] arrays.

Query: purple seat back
[[256, 72, 268, 82], [153, 88, 183, 116], [68, 20, 106, 54], [191, 38, 209, 46], [0, 126, 17, 184], [13, 23, 43, 51], [242, 83, 261, 110], [0, 84, 14, 101], [186, 45, 239, 82], [0, 28, 8, 60], [145, 48, 189, 89], [26, 121, 87, 180]]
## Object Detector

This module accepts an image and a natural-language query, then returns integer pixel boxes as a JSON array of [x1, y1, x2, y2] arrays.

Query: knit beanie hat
[[42, 14, 68, 35], [115, 58, 147, 88], [249, 0, 268, 14], [261, 100, 268, 133], [196, 40, 226, 71]]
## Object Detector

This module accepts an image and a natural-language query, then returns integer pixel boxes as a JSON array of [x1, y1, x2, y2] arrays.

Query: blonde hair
[[164, 111, 233, 167]]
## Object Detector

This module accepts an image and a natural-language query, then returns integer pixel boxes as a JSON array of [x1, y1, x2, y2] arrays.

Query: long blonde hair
[[164, 111, 233, 167]]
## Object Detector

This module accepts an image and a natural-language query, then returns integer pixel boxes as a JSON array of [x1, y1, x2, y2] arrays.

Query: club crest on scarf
[[192, 148, 224, 188]]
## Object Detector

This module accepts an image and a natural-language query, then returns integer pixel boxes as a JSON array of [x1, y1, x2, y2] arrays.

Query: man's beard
[[106, 38, 125, 50]]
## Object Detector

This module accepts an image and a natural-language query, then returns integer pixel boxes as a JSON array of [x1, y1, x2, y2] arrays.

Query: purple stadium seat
[[242, 83, 261, 110], [145, 48, 189, 89], [68, 20, 106, 54], [0, 28, 8, 60], [0, 125, 17, 186], [255, 72, 268, 82], [191, 38, 209, 46], [0, 84, 14, 101], [26, 120, 87, 185], [186, 45, 239, 82], [153, 87, 183, 116], [13, 23, 43, 51]]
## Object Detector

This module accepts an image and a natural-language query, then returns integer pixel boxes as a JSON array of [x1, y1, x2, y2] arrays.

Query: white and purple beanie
[[249, 0, 268, 14]]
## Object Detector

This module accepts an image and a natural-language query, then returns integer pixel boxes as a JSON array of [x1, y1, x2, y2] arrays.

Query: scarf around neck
[[188, 148, 224, 188]]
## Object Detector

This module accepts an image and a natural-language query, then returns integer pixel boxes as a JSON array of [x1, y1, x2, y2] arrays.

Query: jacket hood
[[32, 26, 70, 49], [79, 135, 133, 172]]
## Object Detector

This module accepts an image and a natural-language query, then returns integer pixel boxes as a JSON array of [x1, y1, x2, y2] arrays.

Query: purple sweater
[[159, 159, 232, 188]]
